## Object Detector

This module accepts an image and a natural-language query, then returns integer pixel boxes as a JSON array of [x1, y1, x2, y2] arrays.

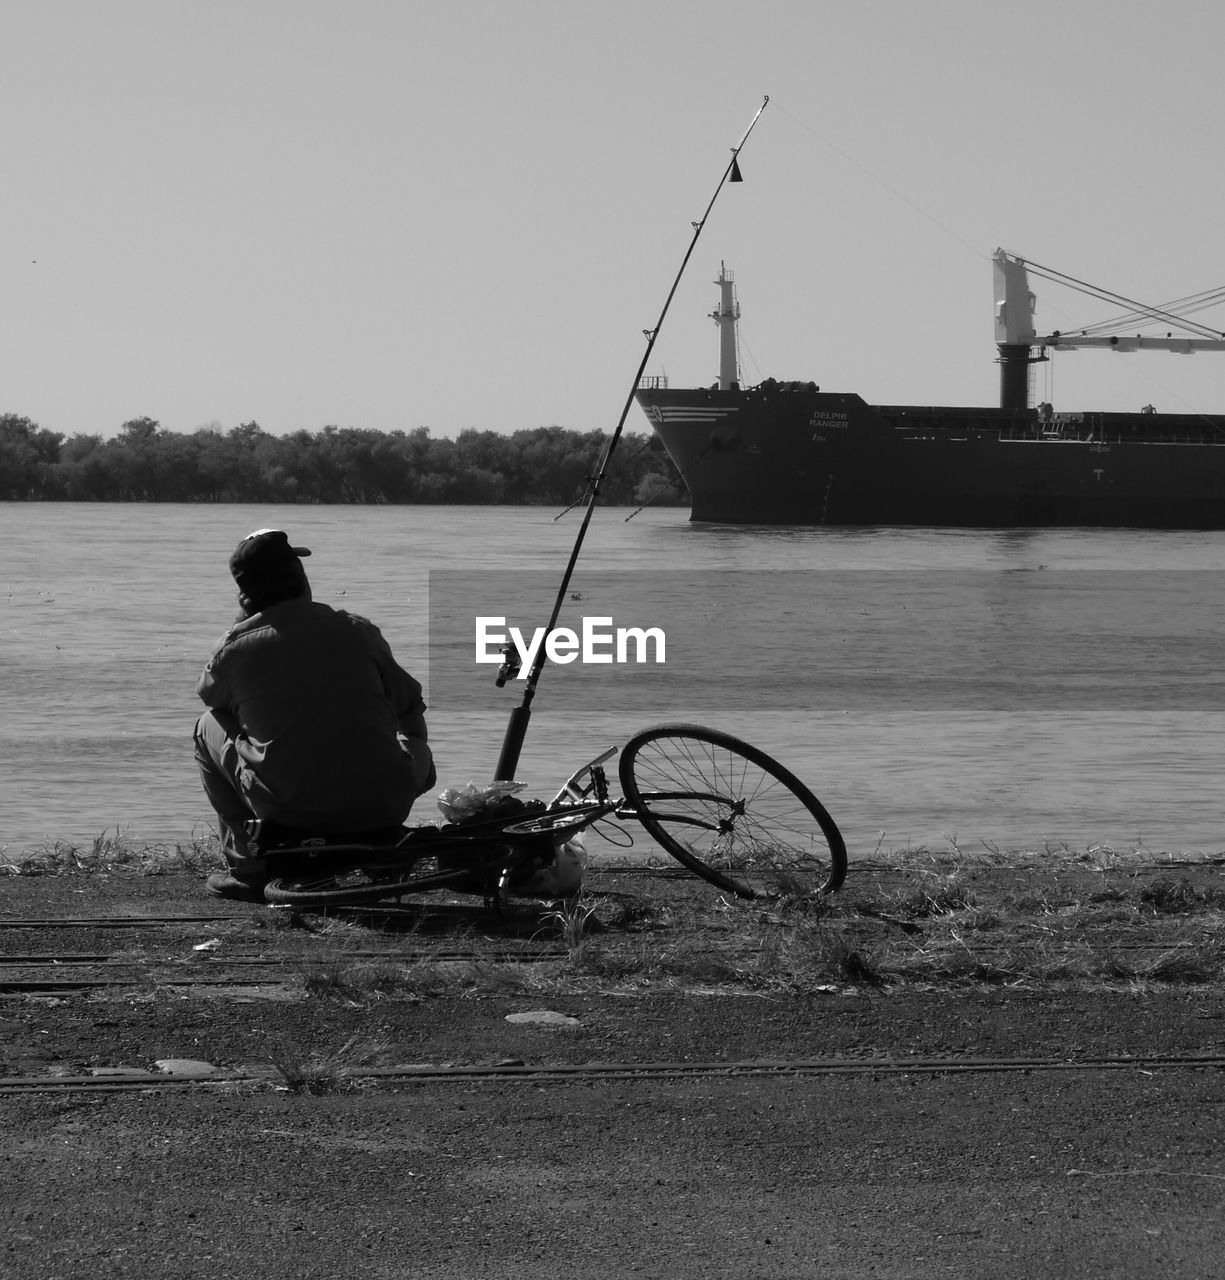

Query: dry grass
[[1, 828, 220, 877], [5, 833, 1223, 994], [279, 907, 549, 1002], [538, 894, 605, 964], [556, 851, 1225, 994], [266, 1034, 390, 1094], [834, 859, 1225, 989], [298, 954, 550, 1002]]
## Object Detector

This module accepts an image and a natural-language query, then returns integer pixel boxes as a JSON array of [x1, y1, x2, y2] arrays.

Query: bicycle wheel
[[263, 856, 479, 907], [619, 724, 846, 898]]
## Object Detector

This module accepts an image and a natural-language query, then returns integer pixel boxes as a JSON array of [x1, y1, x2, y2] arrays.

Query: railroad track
[[0, 914, 241, 929], [0, 940, 571, 994], [2, 1052, 1223, 1095], [0, 904, 1213, 997], [2, 892, 1221, 1096]]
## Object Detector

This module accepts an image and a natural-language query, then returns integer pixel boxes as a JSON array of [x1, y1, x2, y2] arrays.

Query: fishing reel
[[495, 641, 521, 688]]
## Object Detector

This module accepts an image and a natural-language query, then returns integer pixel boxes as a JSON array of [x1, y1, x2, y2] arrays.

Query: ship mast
[[712, 262, 740, 390]]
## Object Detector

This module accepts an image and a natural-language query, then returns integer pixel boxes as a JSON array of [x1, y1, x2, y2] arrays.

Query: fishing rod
[[493, 95, 769, 782]]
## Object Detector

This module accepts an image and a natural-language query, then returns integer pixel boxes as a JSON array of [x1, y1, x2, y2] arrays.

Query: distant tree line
[[0, 414, 687, 506]]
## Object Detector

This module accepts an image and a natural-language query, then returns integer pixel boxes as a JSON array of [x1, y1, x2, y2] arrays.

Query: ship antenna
[[493, 95, 770, 781]]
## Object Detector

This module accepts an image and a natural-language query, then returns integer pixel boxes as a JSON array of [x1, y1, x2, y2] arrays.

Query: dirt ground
[[2, 858, 1224, 1278]]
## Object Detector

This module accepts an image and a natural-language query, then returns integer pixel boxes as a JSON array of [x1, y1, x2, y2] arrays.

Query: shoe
[[205, 872, 269, 903]]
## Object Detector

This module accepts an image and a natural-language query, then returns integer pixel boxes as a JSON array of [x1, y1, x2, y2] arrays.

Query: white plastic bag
[[436, 779, 527, 823]]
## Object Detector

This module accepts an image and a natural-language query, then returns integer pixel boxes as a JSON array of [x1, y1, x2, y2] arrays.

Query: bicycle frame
[[547, 746, 750, 838]]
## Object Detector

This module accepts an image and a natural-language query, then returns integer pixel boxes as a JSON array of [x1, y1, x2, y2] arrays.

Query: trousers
[[193, 710, 435, 872]]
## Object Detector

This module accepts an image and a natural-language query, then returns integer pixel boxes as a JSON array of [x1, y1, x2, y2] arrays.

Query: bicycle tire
[[263, 860, 479, 907], [618, 724, 847, 898]]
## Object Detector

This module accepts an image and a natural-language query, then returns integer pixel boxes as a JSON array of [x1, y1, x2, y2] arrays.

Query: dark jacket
[[196, 598, 431, 829]]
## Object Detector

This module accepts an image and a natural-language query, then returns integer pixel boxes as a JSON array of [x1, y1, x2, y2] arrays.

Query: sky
[[5, 0, 1225, 441]]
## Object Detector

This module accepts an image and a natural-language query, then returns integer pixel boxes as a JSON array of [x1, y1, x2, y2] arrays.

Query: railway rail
[[2, 1052, 1223, 1095]]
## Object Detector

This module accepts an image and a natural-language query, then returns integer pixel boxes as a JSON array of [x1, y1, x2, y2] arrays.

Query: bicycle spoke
[[620, 724, 846, 898]]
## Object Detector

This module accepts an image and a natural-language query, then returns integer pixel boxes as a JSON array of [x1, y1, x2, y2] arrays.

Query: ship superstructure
[[635, 256, 1225, 527]]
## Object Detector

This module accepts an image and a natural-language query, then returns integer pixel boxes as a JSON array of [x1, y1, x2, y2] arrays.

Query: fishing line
[[775, 97, 1225, 437], [623, 440, 716, 522], [771, 100, 987, 263], [551, 435, 658, 522]]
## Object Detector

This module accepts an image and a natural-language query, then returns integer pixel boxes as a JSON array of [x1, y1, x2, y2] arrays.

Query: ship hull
[[636, 386, 1225, 528]]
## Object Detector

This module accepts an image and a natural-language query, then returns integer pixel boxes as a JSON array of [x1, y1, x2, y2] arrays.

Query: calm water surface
[[3, 502, 1224, 860]]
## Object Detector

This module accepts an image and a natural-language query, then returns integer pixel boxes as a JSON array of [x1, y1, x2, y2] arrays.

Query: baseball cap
[[229, 529, 312, 589]]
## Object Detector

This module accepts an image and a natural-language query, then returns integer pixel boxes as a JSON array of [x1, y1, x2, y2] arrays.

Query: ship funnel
[[712, 262, 740, 390]]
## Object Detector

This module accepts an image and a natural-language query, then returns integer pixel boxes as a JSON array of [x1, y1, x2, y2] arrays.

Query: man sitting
[[194, 528, 435, 901]]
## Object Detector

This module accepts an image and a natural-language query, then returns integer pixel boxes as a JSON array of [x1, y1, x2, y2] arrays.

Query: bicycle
[[253, 723, 847, 909]]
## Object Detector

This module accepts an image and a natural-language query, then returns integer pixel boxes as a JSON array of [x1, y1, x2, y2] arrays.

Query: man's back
[[198, 598, 426, 829]]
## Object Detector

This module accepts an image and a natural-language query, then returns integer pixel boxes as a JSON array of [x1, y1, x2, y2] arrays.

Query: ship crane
[[993, 248, 1225, 410]]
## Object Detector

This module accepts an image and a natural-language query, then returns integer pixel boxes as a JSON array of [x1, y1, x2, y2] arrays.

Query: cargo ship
[[634, 252, 1225, 527]]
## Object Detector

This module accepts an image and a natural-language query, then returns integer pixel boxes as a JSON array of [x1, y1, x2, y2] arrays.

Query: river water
[[3, 502, 1224, 860]]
